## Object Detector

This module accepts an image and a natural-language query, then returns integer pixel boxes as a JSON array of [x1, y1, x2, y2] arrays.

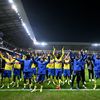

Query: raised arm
[[0, 54, 5, 61], [53, 47, 57, 60], [53, 47, 56, 56], [0, 52, 7, 61], [70, 50, 75, 60], [81, 50, 87, 61], [65, 52, 70, 60], [32, 56, 40, 64], [60, 47, 64, 59], [44, 54, 50, 64]]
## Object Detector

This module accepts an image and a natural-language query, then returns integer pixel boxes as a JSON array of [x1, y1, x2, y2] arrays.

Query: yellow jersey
[[47, 59, 55, 69], [53, 48, 64, 69], [14, 60, 21, 69], [55, 57, 63, 69], [0, 54, 15, 70], [31, 63, 36, 68], [64, 59, 70, 69]]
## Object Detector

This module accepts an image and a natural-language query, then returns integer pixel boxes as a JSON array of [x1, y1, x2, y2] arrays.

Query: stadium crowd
[[0, 47, 99, 92]]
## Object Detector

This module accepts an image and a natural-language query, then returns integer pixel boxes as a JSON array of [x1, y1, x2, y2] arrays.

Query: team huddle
[[0, 47, 100, 92]]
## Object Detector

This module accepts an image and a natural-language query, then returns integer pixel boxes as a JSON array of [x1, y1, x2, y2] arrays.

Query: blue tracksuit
[[80, 54, 87, 70], [16, 58, 33, 72], [16, 58, 33, 78], [70, 52, 87, 88], [33, 56, 50, 75], [92, 54, 100, 78], [73, 59, 82, 71], [92, 54, 100, 71], [33, 56, 50, 82], [71, 52, 87, 72], [70, 52, 82, 72]]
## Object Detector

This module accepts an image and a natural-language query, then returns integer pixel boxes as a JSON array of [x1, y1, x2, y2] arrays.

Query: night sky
[[21, 0, 100, 42]]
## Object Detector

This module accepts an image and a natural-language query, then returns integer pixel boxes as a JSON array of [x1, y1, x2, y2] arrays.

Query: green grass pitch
[[0, 91, 100, 100], [0, 69, 100, 100]]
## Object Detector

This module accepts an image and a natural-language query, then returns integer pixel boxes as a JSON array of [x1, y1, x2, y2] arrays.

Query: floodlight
[[22, 22, 29, 34], [91, 43, 100, 47], [41, 42, 47, 46], [12, 4, 18, 13], [8, 0, 13, 3], [34, 41, 40, 45]]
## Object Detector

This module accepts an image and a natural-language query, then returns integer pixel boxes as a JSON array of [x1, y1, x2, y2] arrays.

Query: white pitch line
[[0, 89, 100, 92], [49, 89, 100, 91], [0, 89, 30, 92]]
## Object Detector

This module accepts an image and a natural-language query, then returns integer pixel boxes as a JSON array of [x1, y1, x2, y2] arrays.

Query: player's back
[[93, 59, 100, 71], [23, 60, 32, 72], [73, 59, 81, 71], [37, 61, 48, 74]]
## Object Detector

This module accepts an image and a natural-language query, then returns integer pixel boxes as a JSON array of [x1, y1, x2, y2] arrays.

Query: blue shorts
[[14, 69, 20, 77], [3, 70, 11, 78], [94, 70, 100, 78], [36, 74, 45, 83], [48, 68, 55, 76], [55, 69, 62, 77], [63, 69, 70, 77], [32, 68, 36, 75], [23, 72, 32, 79]]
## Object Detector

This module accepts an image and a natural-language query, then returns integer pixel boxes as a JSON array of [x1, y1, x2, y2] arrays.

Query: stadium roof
[[0, 0, 34, 48], [0, 0, 100, 50]]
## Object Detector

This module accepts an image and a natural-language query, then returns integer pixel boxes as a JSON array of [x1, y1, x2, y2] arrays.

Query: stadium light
[[34, 41, 40, 45], [8, 0, 43, 46], [28, 33, 31, 36], [8, 0, 13, 4], [9, 0, 36, 44], [33, 40, 47, 46], [91, 43, 100, 47], [41, 42, 47, 46], [12, 4, 18, 13], [22, 21, 30, 34]]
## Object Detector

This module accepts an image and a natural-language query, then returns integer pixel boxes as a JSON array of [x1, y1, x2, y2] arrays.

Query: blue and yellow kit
[[31, 63, 36, 75], [0, 54, 15, 78], [14, 60, 21, 76], [53, 48, 64, 77], [63, 59, 71, 77], [47, 59, 55, 76]]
